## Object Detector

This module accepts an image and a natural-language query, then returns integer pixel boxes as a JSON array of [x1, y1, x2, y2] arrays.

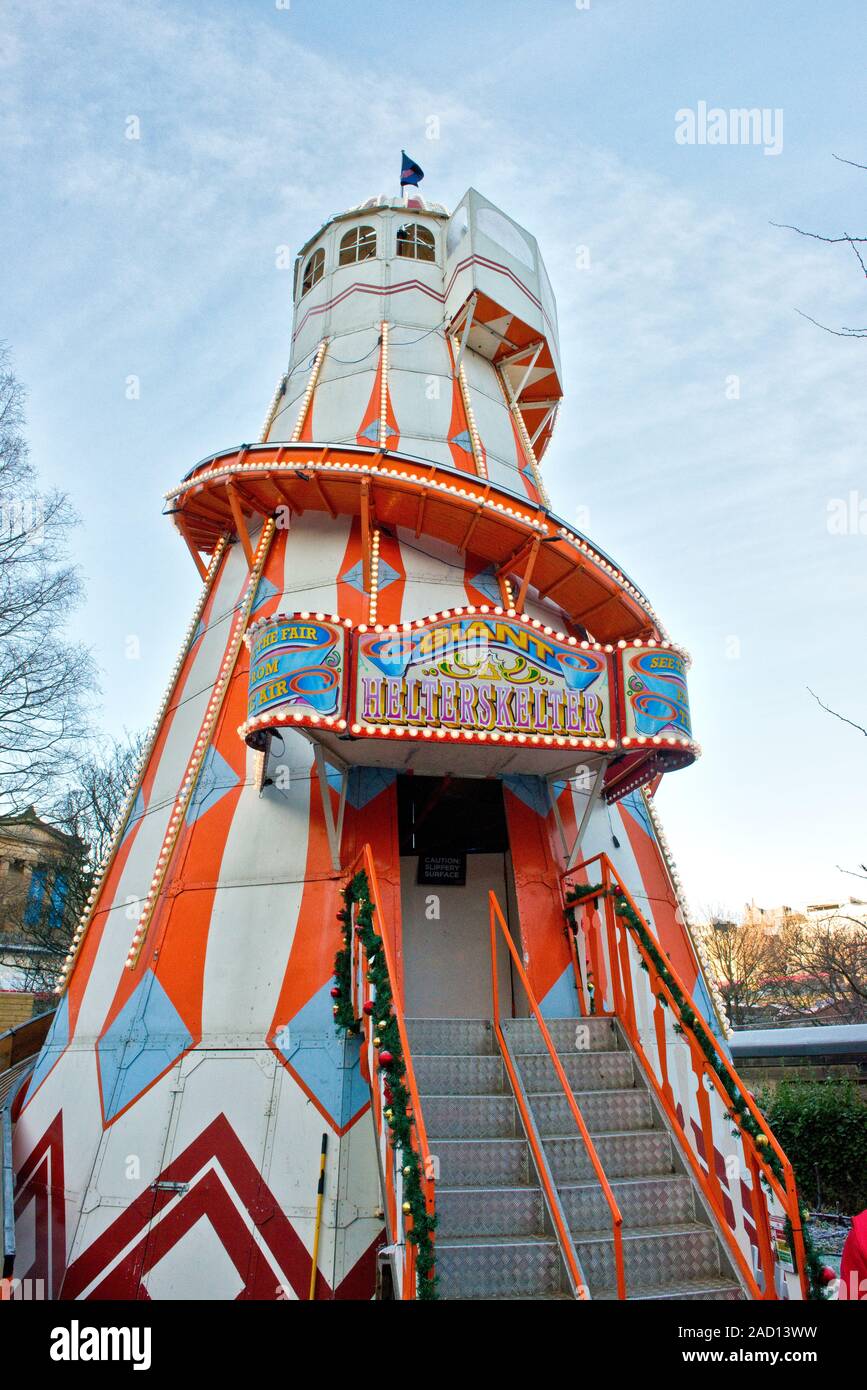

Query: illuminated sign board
[[620, 645, 692, 742], [354, 615, 613, 742], [245, 614, 348, 726], [239, 612, 695, 801]]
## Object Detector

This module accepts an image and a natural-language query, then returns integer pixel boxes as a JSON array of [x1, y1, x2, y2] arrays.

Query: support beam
[[496, 535, 535, 583], [497, 338, 546, 369], [530, 405, 556, 448], [311, 473, 337, 518], [537, 568, 577, 602], [312, 744, 349, 873], [226, 483, 254, 566], [515, 534, 541, 612], [360, 478, 372, 595], [458, 488, 491, 552], [452, 294, 478, 377], [566, 768, 605, 871], [174, 516, 208, 581], [508, 343, 544, 403], [546, 773, 571, 860]]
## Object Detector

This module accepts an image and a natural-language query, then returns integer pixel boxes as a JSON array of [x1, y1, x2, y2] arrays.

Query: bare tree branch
[[807, 686, 867, 737], [833, 153, 867, 172], [793, 310, 867, 339]]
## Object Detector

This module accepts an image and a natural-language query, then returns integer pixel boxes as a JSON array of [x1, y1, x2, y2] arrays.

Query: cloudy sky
[[2, 0, 865, 914]]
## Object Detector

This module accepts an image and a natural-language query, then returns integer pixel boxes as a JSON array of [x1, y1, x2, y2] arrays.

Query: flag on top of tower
[[400, 150, 425, 187]]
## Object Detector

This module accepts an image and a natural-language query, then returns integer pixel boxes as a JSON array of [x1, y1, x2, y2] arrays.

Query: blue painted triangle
[[97, 970, 194, 1122], [274, 980, 369, 1129], [469, 564, 501, 603], [121, 787, 146, 846], [186, 745, 241, 826], [346, 767, 397, 809], [340, 559, 366, 594], [620, 790, 653, 838], [450, 429, 473, 453], [252, 576, 279, 613], [377, 557, 400, 590], [26, 992, 69, 1098], [539, 967, 580, 1019], [502, 773, 550, 819]]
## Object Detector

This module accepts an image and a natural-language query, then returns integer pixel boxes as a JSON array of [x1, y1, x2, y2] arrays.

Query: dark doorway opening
[[397, 775, 508, 855]]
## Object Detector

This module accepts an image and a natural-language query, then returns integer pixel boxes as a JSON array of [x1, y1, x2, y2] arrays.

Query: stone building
[[0, 807, 83, 991]]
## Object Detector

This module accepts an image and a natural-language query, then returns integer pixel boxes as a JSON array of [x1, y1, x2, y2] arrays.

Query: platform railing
[[489, 890, 626, 1300], [562, 853, 808, 1302], [348, 845, 435, 1300]]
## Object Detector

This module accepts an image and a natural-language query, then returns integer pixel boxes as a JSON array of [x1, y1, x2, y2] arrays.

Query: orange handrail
[[489, 891, 626, 1301], [349, 845, 435, 1299], [562, 852, 809, 1301]]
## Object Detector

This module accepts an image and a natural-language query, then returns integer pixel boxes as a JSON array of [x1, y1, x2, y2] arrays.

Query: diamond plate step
[[405, 1018, 495, 1056], [561, 1174, 698, 1232], [436, 1185, 546, 1238], [545, 1129, 676, 1182], [415, 1053, 505, 1096], [576, 1222, 723, 1290], [594, 1275, 745, 1301], [432, 1137, 531, 1187], [435, 1236, 563, 1299], [514, 1049, 635, 1092], [423, 1094, 518, 1139], [526, 1088, 654, 1137], [503, 1017, 621, 1053]]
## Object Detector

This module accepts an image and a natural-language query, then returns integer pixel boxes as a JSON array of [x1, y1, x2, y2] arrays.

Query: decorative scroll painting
[[245, 614, 349, 726], [620, 645, 692, 741]]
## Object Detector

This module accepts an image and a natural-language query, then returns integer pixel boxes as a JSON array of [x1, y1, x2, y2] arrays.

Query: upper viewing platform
[[265, 187, 564, 476]]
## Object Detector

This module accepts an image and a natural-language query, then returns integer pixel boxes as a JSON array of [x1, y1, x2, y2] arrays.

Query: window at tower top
[[339, 225, 377, 265], [301, 247, 325, 294], [396, 222, 436, 262]]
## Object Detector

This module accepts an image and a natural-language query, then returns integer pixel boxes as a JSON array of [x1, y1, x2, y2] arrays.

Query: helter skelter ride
[[9, 175, 816, 1302]]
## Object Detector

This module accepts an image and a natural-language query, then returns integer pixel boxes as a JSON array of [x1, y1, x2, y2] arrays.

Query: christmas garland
[[333, 870, 437, 1299], [785, 1216, 833, 1302], [564, 882, 828, 1300]]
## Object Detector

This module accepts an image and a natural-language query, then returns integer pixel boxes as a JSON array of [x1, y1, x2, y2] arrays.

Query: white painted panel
[[280, 513, 351, 613], [317, 328, 381, 384], [200, 753, 312, 1037], [312, 373, 375, 444], [395, 528, 470, 621], [394, 437, 455, 470]]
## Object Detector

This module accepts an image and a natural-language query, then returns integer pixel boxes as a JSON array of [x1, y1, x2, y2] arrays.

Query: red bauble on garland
[[378, 1051, 394, 1067]]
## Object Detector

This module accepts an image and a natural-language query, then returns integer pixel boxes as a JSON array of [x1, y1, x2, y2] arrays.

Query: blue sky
[[1, 0, 865, 913]]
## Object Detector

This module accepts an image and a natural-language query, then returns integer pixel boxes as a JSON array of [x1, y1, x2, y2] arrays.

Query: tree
[[0, 343, 96, 806], [12, 732, 146, 991], [695, 909, 777, 1027], [771, 153, 866, 339], [767, 910, 867, 1025]]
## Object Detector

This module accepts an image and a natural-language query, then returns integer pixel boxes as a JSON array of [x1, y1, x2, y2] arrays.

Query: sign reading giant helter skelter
[[241, 608, 693, 751]]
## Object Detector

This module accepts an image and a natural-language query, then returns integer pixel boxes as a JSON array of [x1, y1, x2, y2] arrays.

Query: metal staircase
[[502, 1016, 744, 1300], [346, 845, 807, 1300], [408, 1017, 571, 1300], [407, 1015, 745, 1300]]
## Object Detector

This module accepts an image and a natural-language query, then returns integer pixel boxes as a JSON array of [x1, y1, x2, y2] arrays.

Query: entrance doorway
[[397, 776, 525, 1019]]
